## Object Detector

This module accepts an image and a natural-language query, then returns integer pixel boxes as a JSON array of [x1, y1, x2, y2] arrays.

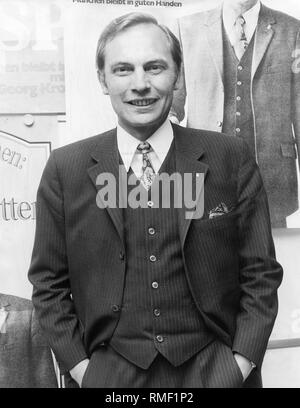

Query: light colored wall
[[263, 346, 300, 388]]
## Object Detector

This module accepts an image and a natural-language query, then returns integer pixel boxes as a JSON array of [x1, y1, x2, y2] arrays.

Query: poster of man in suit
[[170, 0, 300, 228]]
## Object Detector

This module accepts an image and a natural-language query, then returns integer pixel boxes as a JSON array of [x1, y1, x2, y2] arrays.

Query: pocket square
[[208, 202, 231, 219]]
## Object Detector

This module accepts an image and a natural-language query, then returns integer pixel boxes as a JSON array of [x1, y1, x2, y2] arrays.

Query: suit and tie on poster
[[170, 0, 300, 230]]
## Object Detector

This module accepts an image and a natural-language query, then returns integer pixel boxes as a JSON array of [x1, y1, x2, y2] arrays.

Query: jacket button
[[148, 227, 156, 235], [150, 255, 157, 262], [111, 305, 120, 313], [156, 335, 164, 343], [154, 309, 161, 317], [119, 251, 125, 260]]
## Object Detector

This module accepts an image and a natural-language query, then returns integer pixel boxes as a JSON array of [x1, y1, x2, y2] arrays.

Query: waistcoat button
[[154, 309, 161, 317], [148, 227, 155, 235], [111, 305, 120, 313]]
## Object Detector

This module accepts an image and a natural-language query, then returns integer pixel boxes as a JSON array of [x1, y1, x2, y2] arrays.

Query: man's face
[[99, 23, 180, 139]]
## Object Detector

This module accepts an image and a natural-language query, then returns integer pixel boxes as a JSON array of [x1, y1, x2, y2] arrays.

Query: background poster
[[0, 0, 300, 387], [0, 0, 65, 298]]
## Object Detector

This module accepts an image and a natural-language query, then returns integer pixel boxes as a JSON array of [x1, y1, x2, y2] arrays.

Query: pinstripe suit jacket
[[28, 124, 283, 380]]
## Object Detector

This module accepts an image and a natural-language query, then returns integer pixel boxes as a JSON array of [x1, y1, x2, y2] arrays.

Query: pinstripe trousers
[[64, 339, 262, 388]]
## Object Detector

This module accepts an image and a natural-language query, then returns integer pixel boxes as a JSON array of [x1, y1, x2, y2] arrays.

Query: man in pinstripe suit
[[28, 13, 283, 388]]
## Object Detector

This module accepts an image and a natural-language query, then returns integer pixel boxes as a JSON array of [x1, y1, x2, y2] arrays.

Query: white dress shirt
[[117, 119, 174, 178], [223, 1, 261, 46]]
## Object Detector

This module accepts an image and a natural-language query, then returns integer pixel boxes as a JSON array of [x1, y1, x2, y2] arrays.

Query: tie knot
[[236, 15, 246, 26], [234, 15, 247, 46], [137, 141, 152, 154]]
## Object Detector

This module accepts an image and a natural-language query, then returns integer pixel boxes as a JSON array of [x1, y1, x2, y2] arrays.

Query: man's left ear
[[174, 71, 181, 91], [97, 70, 109, 95]]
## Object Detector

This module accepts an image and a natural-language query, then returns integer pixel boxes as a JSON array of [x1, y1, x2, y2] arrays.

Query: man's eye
[[146, 65, 164, 74], [114, 67, 132, 75]]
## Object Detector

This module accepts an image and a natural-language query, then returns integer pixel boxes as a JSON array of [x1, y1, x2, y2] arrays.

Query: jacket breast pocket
[[265, 62, 288, 74], [193, 211, 238, 231]]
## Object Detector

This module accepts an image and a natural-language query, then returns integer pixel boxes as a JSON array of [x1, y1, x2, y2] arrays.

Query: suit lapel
[[204, 6, 224, 84], [173, 125, 209, 247], [87, 126, 209, 248], [252, 5, 276, 79], [205, 5, 276, 82], [87, 129, 124, 244]]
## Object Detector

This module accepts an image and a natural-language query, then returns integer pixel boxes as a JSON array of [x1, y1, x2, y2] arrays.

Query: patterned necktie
[[136, 141, 156, 190], [233, 15, 248, 60]]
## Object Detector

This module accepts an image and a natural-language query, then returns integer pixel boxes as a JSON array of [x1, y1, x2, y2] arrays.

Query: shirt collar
[[117, 119, 174, 173], [223, 1, 261, 33], [242, 1, 261, 26]]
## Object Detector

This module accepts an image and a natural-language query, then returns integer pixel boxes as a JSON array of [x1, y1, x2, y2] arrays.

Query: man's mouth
[[127, 98, 158, 106]]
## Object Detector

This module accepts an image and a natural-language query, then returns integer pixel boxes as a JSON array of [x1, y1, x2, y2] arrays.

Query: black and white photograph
[[0, 0, 300, 389]]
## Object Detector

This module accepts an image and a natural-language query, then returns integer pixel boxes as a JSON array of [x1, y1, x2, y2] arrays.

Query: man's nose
[[131, 69, 150, 93]]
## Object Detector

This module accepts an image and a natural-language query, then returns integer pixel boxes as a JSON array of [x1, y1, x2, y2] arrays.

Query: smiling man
[[28, 12, 283, 388], [96, 21, 180, 140], [96, 15, 181, 144]]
